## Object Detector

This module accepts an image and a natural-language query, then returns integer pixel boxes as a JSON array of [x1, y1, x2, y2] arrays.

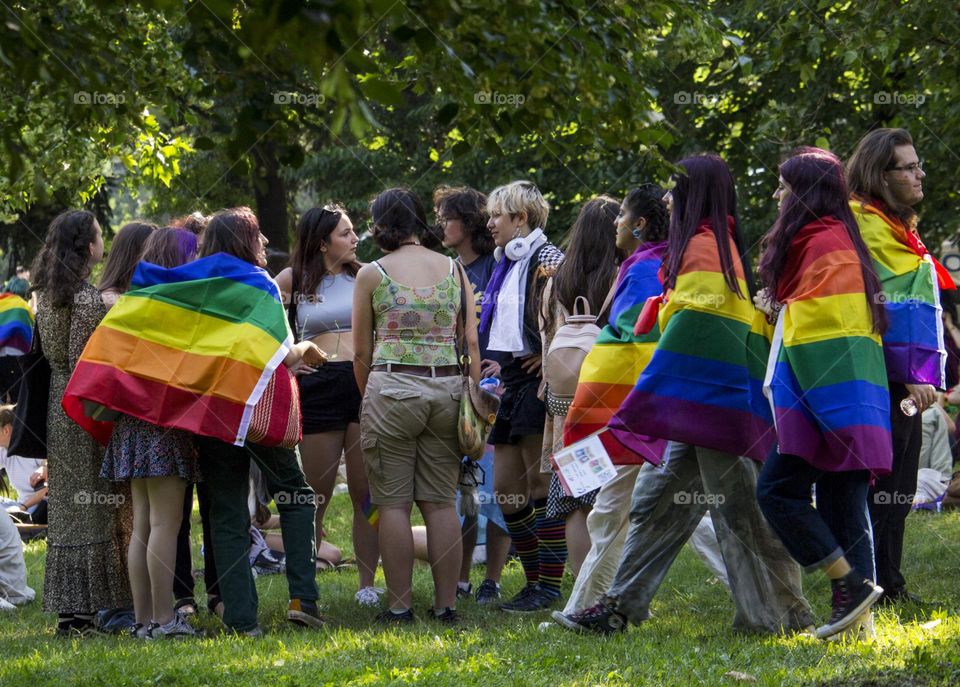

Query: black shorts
[[298, 361, 362, 434], [488, 377, 546, 445]]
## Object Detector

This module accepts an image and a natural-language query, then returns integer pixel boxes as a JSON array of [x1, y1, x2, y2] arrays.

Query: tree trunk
[[251, 142, 289, 266]]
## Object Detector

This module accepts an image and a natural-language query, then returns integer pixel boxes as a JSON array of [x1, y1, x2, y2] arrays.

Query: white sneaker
[[355, 586, 385, 607], [148, 611, 202, 639], [0, 597, 16, 612]]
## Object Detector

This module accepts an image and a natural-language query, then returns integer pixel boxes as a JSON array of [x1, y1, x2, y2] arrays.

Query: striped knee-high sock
[[503, 503, 540, 585], [534, 497, 567, 596]]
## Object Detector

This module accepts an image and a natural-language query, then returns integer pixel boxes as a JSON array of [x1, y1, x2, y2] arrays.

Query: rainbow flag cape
[[0, 293, 33, 355], [608, 225, 775, 463], [63, 253, 292, 446], [562, 241, 668, 464], [764, 218, 892, 476], [850, 199, 945, 387]]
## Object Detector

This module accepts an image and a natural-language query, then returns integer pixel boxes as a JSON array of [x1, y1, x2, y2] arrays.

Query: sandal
[[175, 597, 198, 617], [206, 595, 224, 618]]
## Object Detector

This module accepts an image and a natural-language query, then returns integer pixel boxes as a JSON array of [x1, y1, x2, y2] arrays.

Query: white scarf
[[489, 229, 546, 355]]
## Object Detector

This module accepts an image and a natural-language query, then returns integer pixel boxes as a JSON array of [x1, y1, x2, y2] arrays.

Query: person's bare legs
[[146, 476, 187, 626], [494, 443, 528, 516], [343, 423, 379, 589], [565, 507, 591, 578], [379, 503, 415, 610], [484, 523, 511, 583], [459, 514, 478, 586], [419, 500, 462, 611], [299, 431, 344, 554], [129, 479, 152, 625]]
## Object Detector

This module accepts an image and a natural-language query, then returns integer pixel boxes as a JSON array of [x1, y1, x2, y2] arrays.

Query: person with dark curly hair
[[433, 185, 511, 605], [31, 209, 133, 637]]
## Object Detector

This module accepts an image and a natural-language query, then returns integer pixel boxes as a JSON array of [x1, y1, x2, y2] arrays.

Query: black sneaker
[[287, 599, 326, 629], [551, 602, 627, 634], [456, 583, 473, 600], [500, 585, 560, 614], [815, 574, 883, 639], [375, 609, 415, 625], [475, 579, 501, 605], [430, 607, 459, 624]]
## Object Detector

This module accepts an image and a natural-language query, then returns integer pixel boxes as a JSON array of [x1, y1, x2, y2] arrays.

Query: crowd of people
[[0, 127, 957, 642]]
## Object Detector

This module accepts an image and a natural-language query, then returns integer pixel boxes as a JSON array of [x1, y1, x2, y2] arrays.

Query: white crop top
[[295, 272, 355, 339]]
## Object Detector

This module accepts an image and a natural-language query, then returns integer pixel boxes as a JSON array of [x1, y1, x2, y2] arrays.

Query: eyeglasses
[[887, 160, 924, 174], [437, 215, 460, 224]]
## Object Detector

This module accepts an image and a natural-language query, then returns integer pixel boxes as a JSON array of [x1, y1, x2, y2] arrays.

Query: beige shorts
[[360, 371, 462, 506]]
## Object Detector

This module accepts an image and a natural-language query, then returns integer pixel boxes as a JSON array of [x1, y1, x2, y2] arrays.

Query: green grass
[[2, 496, 959, 686]]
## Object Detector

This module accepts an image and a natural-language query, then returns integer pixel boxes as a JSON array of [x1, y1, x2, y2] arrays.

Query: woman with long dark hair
[[276, 204, 380, 605], [539, 195, 621, 577], [31, 209, 132, 636], [98, 222, 157, 307], [560, 155, 812, 635], [555, 183, 671, 618], [755, 147, 890, 640]]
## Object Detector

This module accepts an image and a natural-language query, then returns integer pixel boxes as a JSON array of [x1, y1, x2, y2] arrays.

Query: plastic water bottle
[[479, 377, 501, 395], [900, 397, 918, 416]]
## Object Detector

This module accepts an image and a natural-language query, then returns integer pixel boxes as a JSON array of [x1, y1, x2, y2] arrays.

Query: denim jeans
[[605, 442, 813, 633], [757, 450, 874, 580], [197, 437, 318, 632]]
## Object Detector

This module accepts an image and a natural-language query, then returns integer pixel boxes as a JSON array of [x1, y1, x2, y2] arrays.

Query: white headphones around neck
[[496, 228, 544, 262]]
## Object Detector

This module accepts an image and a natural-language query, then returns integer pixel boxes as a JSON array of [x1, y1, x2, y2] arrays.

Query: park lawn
[[1, 495, 958, 687]]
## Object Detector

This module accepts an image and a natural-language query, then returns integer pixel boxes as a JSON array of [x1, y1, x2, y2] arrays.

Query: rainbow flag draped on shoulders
[[608, 223, 775, 463], [764, 217, 892, 476], [0, 293, 34, 355], [64, 253, 293, 446], [850, 198, 948, 388], [562, 241, 668, 464]]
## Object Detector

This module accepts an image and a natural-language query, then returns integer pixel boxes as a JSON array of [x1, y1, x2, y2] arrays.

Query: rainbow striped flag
[[0, 293, 33, 355], [607, 226, 775, 463], [63, 253, 292, 446], [562, 241, 668, 464], [850, 199, 945, 387], [764, 218, 892, 475]]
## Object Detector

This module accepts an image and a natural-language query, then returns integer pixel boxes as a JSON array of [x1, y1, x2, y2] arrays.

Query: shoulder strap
[[454, 263, 469, 370], [373, 260, 388, 277], [287, 269, 300, 343], [597, 280, 617, 320], [449, 257, 455, 275]]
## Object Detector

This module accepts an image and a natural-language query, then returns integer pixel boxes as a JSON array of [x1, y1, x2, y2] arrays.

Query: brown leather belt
[[370, 363, 460, 378]]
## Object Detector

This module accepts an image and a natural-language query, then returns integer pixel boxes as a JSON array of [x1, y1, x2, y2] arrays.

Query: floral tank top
[[371, 258, 460, 366]]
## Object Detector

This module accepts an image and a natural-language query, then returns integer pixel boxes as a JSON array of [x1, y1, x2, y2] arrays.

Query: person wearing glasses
[[276, 205, 381, 607], [433, 186, 512, 605], [846, 128, 955, 606]]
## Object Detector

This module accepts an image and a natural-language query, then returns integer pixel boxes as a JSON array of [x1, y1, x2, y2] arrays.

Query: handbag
[[454, 265, 501, 461], [9, 318, 50, 459], [246, 364, 303, 448]]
